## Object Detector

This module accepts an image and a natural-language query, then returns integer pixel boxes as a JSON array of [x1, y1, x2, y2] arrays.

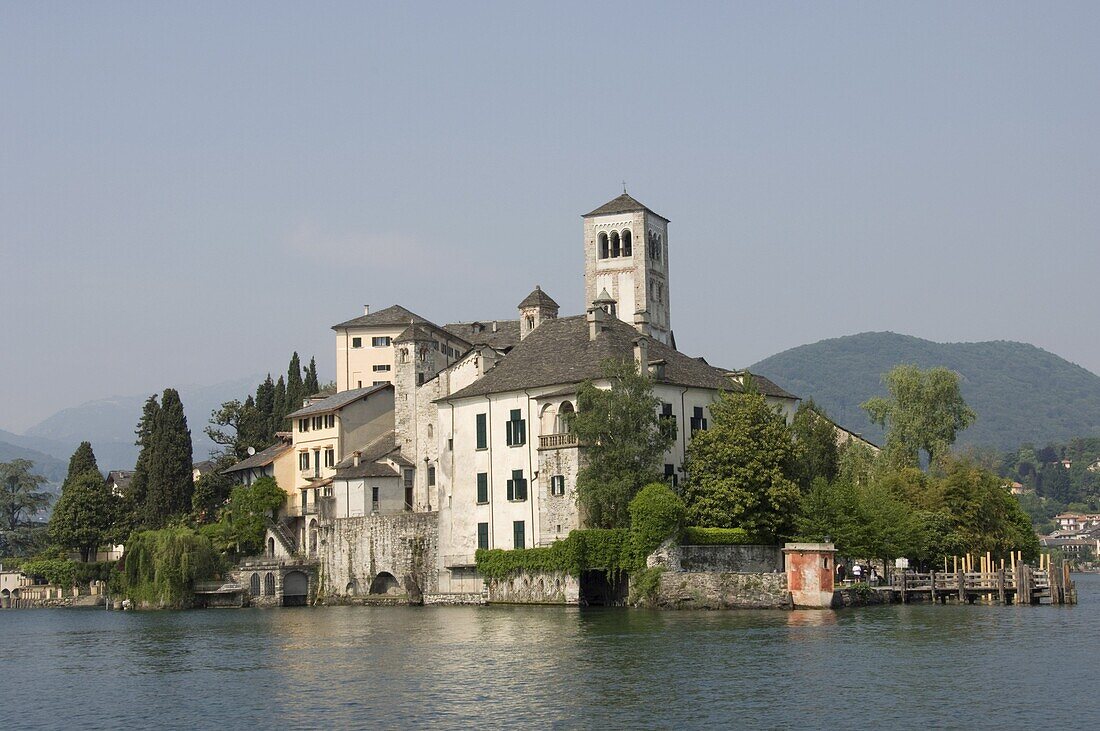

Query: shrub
[[628, 482, 686, 563], [475, 529, 632, 579], [680, 526, 760, 545]]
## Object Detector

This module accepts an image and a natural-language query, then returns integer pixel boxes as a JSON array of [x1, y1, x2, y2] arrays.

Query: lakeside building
[[230, 192, 826, 602]]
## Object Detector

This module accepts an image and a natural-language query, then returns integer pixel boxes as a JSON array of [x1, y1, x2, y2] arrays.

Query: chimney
[[587, 306, 606, 341], [352, 451, 361, 467], [633, 310, 649, 335], [363, 305, 370, 315], [493, 321, 499, 332], [633, 336, 648, 373]]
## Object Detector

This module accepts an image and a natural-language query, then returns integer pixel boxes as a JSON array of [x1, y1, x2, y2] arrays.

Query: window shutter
[[477, 473, 488, 503], [476, 414, 487, 449], [507, 479, 514, 501]]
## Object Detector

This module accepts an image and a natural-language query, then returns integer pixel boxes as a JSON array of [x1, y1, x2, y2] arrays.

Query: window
[[371, 486, 380, 511], [325, 414, 336, 428], [476, 473, 488, 503], [373, 364, 391, 372], [513, 521, 525, 549], [660, 402, 676, 429], [404, 470, 414, 511], [505, 409, 526, 446], [598, 232, 609, 259], [264, 573, 275, 596], [417, 373, 425, 386], [250, 573, 260, 597], [372, 336, 391, 347], [351, 337, 362, 348], [476, 413, 487, 450], [621, 229, 632, 256], [298, 418, 309, 432], [610, 230, 620, 257], [691, 406, 708, 433], [550, 475, 565, 497], [373, 381, 388, 386], [313, 450, 321, 477], [478, 522, 489, 550], [664, 464, 678, 487], [299, 452, 310, 471], [312, 416, 322, 430], [324, 448, 335, 468], [428, 466, 436, 487], [507, 469, 527, 501]]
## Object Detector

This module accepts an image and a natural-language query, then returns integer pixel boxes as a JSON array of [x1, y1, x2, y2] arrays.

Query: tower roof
[[518, 285, 559, 310], [583, 193, 668, 221]]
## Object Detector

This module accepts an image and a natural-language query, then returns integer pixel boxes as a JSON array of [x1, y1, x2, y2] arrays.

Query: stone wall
[[653, 571, 791, 610], [485, 571, 579, 604], [321, 512, 438, 600], [649, 543, 784, 573]]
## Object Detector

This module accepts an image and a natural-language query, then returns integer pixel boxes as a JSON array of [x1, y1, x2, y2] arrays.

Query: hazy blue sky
[[2, 2, 1099, 432]]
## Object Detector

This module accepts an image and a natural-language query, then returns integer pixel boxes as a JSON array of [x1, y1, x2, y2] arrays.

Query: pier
[[874, 553, 1077, 606]]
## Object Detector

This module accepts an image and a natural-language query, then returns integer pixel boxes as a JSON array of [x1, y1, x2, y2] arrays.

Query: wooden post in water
[[957, 567, 966, 602], [997, 568, 1005, 604]]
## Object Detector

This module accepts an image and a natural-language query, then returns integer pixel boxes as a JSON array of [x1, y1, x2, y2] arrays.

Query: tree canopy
[[0, 459, 51, 556], [569, 359, 675, 529], [144, 388, 194, 528], [49, 470, 117, 562]]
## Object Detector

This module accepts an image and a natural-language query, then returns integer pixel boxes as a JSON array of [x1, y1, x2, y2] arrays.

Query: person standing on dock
[[836, 563, 847, 584], [852, 563, 863, 583]]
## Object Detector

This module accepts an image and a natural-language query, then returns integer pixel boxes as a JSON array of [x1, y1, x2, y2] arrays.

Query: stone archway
[[283, 570, 309, 607], [369, 572, 401, 595]]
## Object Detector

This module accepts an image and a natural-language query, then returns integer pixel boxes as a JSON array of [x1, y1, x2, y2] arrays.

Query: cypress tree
[[128, 395, 161, 524], [64, 441, 101, 488], [144, 388, 194, 528], [256, 374, 275, 441], [287, 352, 304, 411], [273, 376, 287, 431], [304, 356, 320, 396]]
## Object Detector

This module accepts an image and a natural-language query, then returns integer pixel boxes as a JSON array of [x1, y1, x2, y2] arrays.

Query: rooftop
[[285, 383, 392, 419], [583, 192, 668, 222], [223, 438, 293, 474]]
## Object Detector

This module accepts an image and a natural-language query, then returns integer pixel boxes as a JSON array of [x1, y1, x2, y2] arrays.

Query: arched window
[[610, 231, 620, 258], [427, 423, 434, 440], [267, 537, 275, 557], [555, 401, 575, 433], [250, 573, 260, 597], [264, 573, 275, 596], [308, 519, 318, 556], [598, 232, 609, 259], [621, 229, 632, 256]]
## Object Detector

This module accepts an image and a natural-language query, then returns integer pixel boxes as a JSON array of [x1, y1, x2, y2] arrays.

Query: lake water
[[4, 575, 1099, 730]]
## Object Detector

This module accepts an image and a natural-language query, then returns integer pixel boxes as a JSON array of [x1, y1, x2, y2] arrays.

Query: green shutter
[[476, 413, 487, 449], [513, 521, 525, 549], [477, 522, 489, 550], [476, 473, 488, 503]]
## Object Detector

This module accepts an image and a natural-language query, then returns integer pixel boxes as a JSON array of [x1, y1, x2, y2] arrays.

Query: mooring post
[[956, 568, 966, 603], [929, 570, 936, 602], [997, 569, 1005, 604]]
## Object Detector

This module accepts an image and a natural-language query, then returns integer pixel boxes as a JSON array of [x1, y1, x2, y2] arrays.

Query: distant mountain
[[16, 376, 261, 471], [0, 439, 68, 485], [751, 332, 1100, 452]]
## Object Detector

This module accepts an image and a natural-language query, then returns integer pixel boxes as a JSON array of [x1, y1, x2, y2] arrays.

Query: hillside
[[751, 332, 1100, 451]]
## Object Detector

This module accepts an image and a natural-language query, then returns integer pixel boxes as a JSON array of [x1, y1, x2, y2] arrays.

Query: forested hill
[[751, 332, 1100, 451]]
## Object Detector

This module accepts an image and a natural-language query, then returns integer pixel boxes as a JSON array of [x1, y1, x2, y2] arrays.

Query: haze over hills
[[1, 376, 260, 476], [751, 332, 1100, 452]]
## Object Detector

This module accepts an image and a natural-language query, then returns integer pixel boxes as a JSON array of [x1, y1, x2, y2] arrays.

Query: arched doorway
[[308, 519, 318, 556], [283, 571, 309, 607], [267, 537, 275, 557], [555, 401, 575, 433], [369, 572, 401, 595]]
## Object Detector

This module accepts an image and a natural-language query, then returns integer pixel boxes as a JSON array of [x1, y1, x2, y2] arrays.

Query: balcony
[[443, 554, 478, 568], [538, 432, 579, 450]]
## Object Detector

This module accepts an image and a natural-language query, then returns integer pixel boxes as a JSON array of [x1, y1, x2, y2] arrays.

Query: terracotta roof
[[286, 383, 392, 419], [518, 285, 560, 310], [583, 193, 667, 221], [442, 315, 798, 401], [223, 439, 293, 474]]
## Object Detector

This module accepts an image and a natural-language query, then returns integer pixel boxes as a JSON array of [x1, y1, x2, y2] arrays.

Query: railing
[[538, 433, 579, 450]]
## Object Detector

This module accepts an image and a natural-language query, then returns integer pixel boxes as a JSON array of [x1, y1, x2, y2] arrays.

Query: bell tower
[[582, 192, 671, 345]]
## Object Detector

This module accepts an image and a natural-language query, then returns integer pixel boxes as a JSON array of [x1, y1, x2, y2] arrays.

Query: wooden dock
[[875, 558, 1077, 606]]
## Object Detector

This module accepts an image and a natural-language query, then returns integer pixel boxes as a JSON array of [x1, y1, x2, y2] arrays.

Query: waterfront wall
[[652, 571, 791, 610], [485, 571, 579, 604], [648, 543, 784, 573], [320, 512, 439, 601]]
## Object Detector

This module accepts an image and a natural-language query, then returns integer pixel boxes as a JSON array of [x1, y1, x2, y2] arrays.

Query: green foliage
[[223, 477, 285, 556], [48, 471, 118, 562], [680, 526, 757, 545], [63, 442, 100, 487], [125, 394, 160, 529], [862, 364, 975, 468], [790, 400, 839, 490], [122, 527, 222, 607], [628, 566, 665, 605], [144, 388, 194, 528], [570, 359, 675, 528], [1, 459, 51, 556], [20, 558, 115, 587], [683, 388, 801, 542], [304, 357, 320, 396], [475, 529, 633, 579], [191, 458, 236, 524], [628, 482, 687, 562]]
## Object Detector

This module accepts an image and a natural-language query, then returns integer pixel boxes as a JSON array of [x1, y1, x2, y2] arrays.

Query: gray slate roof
[[334, 431, 403, 479], [518, 285, 559, 310], [443, 320, 521, 350], [332, 304, 434, 331], [223, 439, 292, 474], [443, 315, 798, 401], [583, 193, 668, 221], [286, 383, 391, 419]]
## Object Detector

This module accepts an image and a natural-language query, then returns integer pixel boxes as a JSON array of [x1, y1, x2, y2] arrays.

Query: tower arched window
[[610, 231, 620, 258], [598, 232, 609, 259], [621, 229, 632, 256]]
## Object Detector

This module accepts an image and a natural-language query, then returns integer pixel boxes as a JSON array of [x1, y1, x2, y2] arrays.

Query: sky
[[2, 2, 1099, 432]]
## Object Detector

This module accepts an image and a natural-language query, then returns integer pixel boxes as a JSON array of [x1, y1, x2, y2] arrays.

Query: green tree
[[206, 397, 268, 460], [272, 375, 287, 429], [126, 394, 161, 527], [287, 352, 304, 413], [304, 356, 320, 396], [191, 456, 236, 523], [0, 459, 51, 556], [790, 400, 839, 491], [683, 387, 801, 541], [221, 477, 286, 555], [63, 441, 100, 487], [144, 388, 194, 528], [862, 365, 975, 468], [49, 471, 116, 561], [569, 359, 675, 529], [940, 459, 1039, 561], [628, 482, 687, 563]]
